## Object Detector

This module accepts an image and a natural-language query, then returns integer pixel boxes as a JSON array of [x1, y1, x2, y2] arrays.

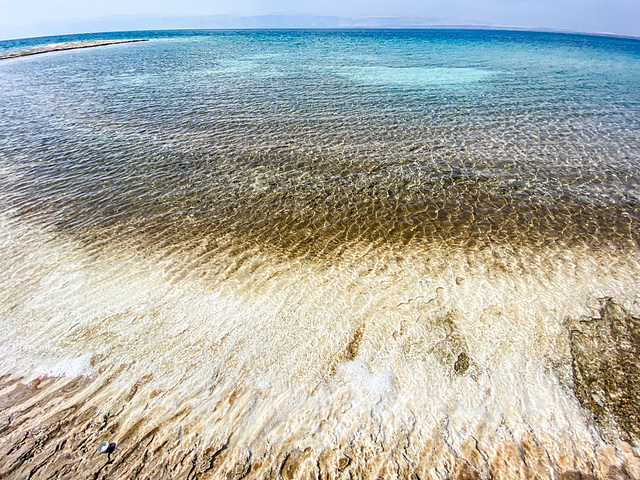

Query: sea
[[0, 29, 639, 479]]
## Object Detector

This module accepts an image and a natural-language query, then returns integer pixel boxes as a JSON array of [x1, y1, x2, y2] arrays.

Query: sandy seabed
[[0, 213, 639, 479]]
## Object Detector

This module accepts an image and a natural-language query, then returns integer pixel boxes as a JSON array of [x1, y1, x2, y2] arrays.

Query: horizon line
[[3, 23, 640, 44]]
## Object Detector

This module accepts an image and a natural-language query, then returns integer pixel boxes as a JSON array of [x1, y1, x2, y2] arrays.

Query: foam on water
[[338, 361, 396, 396], [35, 354, 93, 379]]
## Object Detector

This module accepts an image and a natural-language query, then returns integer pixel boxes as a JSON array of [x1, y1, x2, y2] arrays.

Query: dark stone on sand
[[97, 441, 115, 454], [454, 352, 470, 375], [337, 456, 351, 471], [570, 298, 640, 445]]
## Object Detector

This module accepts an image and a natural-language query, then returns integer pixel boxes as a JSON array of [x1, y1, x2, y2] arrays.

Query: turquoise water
[[0, 29, 639, 478]]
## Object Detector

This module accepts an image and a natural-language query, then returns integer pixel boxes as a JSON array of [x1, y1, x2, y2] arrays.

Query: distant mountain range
[[1, 14, 636, 42], [1, 14, 488, 41]]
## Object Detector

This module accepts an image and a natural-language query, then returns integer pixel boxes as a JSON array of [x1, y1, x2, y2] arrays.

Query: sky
[[0, 0, 639, 40]]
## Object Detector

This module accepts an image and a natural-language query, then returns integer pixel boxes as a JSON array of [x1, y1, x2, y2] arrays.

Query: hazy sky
[[1, 0, 638, 40]]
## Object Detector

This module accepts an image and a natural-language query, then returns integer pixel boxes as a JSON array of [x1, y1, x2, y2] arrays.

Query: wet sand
[[0, 39, 148, 61]]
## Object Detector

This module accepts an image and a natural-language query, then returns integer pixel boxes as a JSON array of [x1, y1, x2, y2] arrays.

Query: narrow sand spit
[[0, 39, 148, 61]]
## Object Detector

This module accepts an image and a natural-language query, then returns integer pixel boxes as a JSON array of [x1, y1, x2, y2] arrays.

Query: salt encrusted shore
[[0, 39, 148, 61]]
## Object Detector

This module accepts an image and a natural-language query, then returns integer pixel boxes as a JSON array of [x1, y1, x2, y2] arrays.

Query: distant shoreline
[[0, 38, 148, 61]]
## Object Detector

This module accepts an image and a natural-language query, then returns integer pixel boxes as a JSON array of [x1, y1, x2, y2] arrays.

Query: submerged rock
[[570, 298, 640, 445], [454, 352, 470, 375]]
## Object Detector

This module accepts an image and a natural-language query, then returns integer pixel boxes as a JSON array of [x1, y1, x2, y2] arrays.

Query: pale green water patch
[[329, 65, 496, 87], [214, 59, 260, 74]]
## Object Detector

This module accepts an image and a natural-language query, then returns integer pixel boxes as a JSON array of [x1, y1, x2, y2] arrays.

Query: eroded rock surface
[[570, 298, 640, 445]]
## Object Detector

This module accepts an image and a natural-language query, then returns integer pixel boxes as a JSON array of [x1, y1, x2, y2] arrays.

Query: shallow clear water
[[0, 29, 639, 479]]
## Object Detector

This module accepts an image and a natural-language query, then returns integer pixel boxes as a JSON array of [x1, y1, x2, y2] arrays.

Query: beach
[[0, 29, 638, 479]]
